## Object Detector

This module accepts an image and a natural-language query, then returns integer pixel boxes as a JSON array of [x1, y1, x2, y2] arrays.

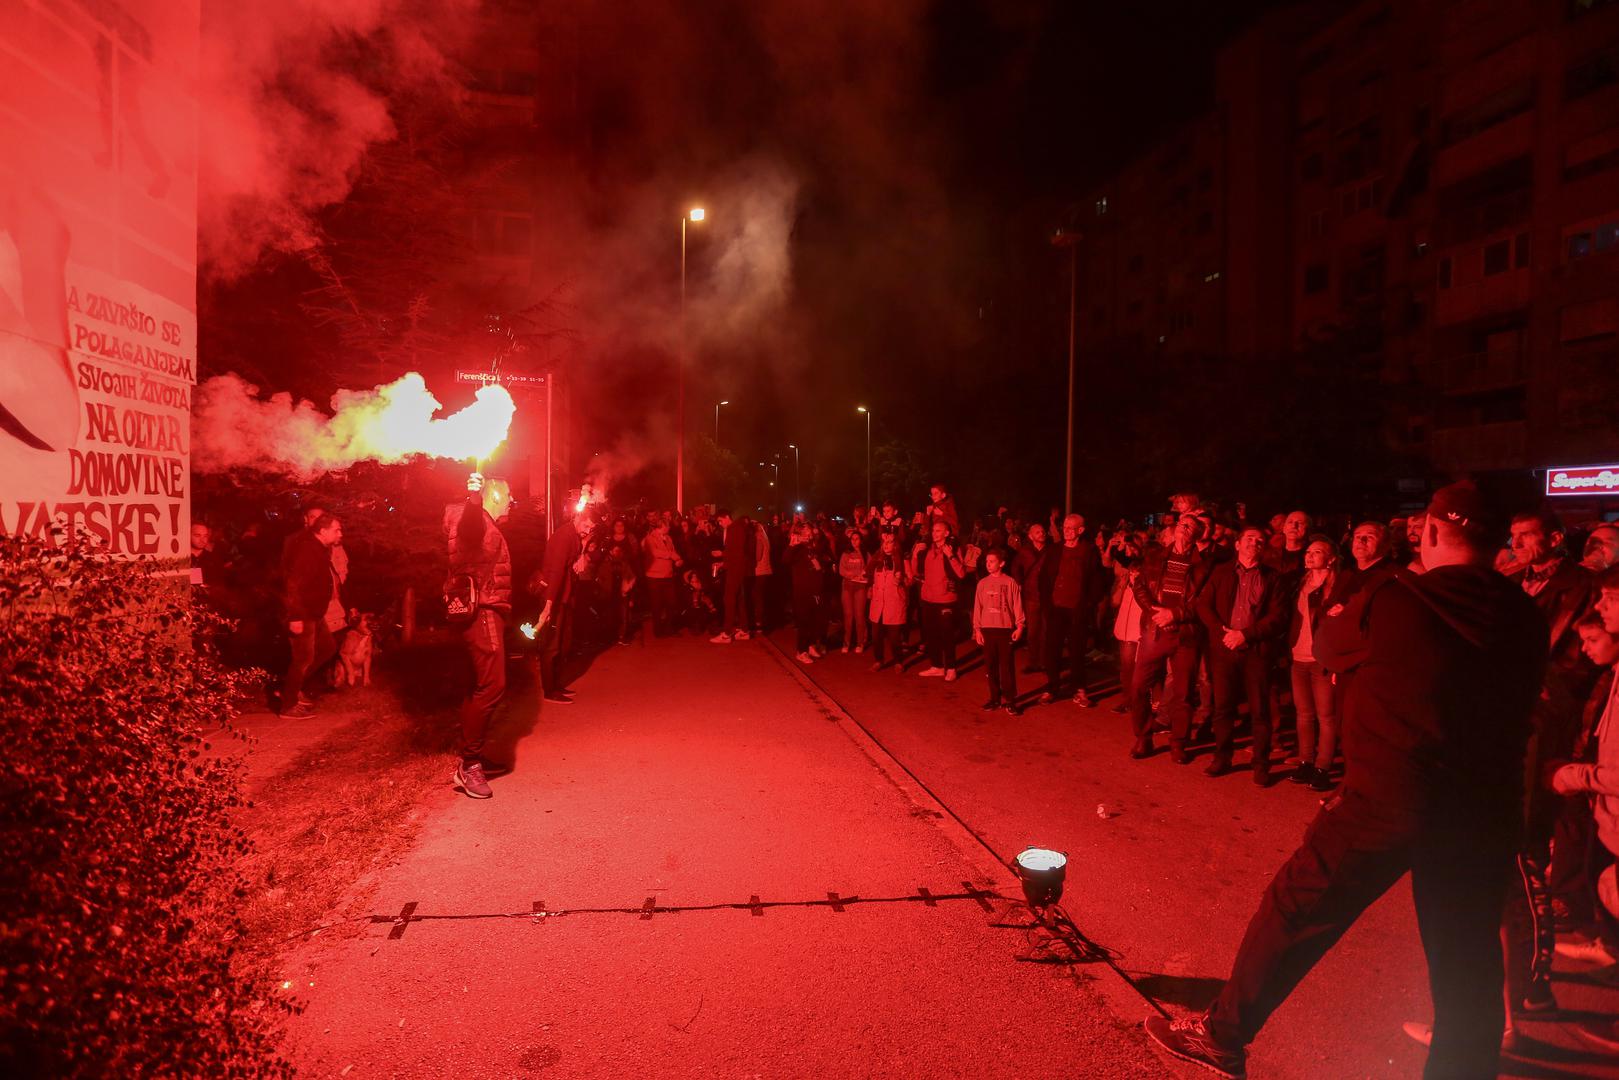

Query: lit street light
[[677, 206, 706, 514], [856, 406, 871, 508], [787, 443, 800, 506], [715, 399, 730, 444]]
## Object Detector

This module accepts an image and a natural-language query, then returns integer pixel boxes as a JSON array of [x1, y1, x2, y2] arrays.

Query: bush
[[0, 535, 290, 1078]]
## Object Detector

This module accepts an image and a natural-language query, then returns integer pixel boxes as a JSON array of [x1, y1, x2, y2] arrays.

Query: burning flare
[[193, 372, 516, 478]]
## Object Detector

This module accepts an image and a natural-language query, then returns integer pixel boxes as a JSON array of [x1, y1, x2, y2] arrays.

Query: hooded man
[[1147, 482, 1547, 1079]]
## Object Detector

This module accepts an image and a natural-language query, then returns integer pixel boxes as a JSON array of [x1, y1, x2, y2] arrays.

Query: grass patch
[[231, 689, 457, 971]]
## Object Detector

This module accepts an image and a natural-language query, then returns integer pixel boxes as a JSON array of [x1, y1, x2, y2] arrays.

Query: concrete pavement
[[280, 635, 1165, 1079], [780, 631, 1619, 1079]]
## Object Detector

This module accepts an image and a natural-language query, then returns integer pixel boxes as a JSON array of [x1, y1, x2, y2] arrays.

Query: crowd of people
[[240, 469, 1619, 1075]]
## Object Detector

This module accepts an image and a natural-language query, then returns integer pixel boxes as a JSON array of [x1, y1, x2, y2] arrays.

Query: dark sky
[[562, 0, 1297, 514]]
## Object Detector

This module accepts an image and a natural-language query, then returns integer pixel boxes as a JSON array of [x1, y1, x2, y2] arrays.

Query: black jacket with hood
[[1315, 564, 1546, 818]]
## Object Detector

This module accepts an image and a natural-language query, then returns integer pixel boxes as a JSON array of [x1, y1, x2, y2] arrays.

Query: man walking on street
[[1146, 482, 1547, 1079], [279, 512, 343, 719], [444, 473, 514, 798]]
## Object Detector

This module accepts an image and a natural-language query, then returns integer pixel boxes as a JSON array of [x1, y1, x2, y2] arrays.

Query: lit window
[[1203, 270, 1222, 283], [1096, 197, 1109, 216]]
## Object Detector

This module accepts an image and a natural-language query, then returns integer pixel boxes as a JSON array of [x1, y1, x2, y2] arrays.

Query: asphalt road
[[774, 629, 1619, 1080], [280, 635, 1166, 1079]]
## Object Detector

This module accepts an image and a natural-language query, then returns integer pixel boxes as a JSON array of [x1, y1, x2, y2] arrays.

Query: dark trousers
[[1117, 638, 1137, 703], [1551, 802, 1596, 928], [920, 600, 958, 669], [460, 609, 506, 763], [749, 574, 771, 631], [1208, 789, 1513, 1079], [1024, 600, 1046, 670], [282, 621, 336, 708], [723, 569, 748, 632], [538, 603, 572, 695], [981, 627, 1015, 703], [794, 587, 825, 652], [1131, 626, 1200, 744], [873, 622, 905, 666], [648, 576, 677, 635], [1045, 604, 1091, 696], [1504, 853, 1556, 1001], [1209, 643, 1272, 767]]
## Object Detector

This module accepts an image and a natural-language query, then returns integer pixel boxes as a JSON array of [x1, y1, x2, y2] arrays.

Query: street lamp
[[856, 406, 871, 508], [787, 443, 800, 506], [715, 400, 730, 444], [1051, 226, 1081, 516], [677, 206, 706, 513]]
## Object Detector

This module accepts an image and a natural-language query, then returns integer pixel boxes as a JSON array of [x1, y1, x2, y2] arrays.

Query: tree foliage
[[0, 536, 290, 1078]]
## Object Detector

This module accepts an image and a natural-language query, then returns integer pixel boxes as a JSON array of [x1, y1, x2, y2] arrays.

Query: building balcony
[[1433, 112, 1534, 188], [1431, 348, 1528, 394], [1430, 419, 1528, 472], [1434, 267, 1531, 325]]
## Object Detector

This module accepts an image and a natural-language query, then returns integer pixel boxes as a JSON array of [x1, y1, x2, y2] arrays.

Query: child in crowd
[[972, 549, 1025, 715]]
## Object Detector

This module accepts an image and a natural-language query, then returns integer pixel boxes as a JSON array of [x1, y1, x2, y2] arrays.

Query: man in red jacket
[[1148, 482, 1547, 1080]]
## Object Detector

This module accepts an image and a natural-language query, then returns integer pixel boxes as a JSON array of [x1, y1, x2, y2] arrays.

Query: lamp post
[[856, 406, 871, 508], [714, 399, 729, 444], [1050, 227, 1080, 516], [787, 443, 800, 506], [677, 206, 706, 513]]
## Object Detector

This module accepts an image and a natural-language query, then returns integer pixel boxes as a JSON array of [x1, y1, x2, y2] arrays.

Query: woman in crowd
[[838, 526, 870, 653], [1288, 535, 1340, 791], [867, 528, 911, 671]]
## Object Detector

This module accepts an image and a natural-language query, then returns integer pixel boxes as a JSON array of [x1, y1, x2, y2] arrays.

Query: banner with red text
[[0, 0, 199, 559]]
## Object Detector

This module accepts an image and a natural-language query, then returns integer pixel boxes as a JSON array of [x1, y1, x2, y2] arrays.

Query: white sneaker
[[709, 632, 732, 644], [796, 651, 815, 664], [1556, 938, 1618, 966], [733, 629, 751, 640], [918, 666, 945, 677], [853, 644, 865, 654], [841, 644, 851, 654], [809, 644, 825, 658], [944, 668, 958, 682]]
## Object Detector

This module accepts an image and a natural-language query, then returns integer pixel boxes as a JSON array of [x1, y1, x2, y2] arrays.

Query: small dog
[[334, 609, 377, 687]]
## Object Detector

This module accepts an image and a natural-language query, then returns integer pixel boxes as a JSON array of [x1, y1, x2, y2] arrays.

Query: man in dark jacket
[[1148, 482, 1547, 1080], [1011, 522, 1053, 675], [1503, 509, 1598, 1011], [1197, 526, 1289, 782], [709, 509, 755, 643], [444, 475, 515, 798], [279, 513, 343, 718], [1039, 513, 1105, 707], [536, 499, 590, 705], [1128, 514, 1215, 761]]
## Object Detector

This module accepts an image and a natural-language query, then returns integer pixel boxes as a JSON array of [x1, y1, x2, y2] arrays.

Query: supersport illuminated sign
[[1545, 464, 1619, 497]]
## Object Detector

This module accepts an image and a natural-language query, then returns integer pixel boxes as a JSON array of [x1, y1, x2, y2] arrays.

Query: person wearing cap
[[1147, 482, 1547, 1079]]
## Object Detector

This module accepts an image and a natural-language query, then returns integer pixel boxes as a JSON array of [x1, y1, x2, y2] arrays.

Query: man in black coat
[[279, 513, 343, 718], [1148, 482, 1547, 1080], [1196, 526, 1289, 783], [709, 508, 755, 642], [444, 475, 516, 798], [1039, 513, 1105, 707], [536, 500, 591, 704], [1128, 514, 1216, 761]]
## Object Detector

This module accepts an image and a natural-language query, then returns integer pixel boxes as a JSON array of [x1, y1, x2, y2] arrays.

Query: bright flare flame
[[354, 373, 515, 463], [519, 622, 537, 639], [192, 371, 517, 478]]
